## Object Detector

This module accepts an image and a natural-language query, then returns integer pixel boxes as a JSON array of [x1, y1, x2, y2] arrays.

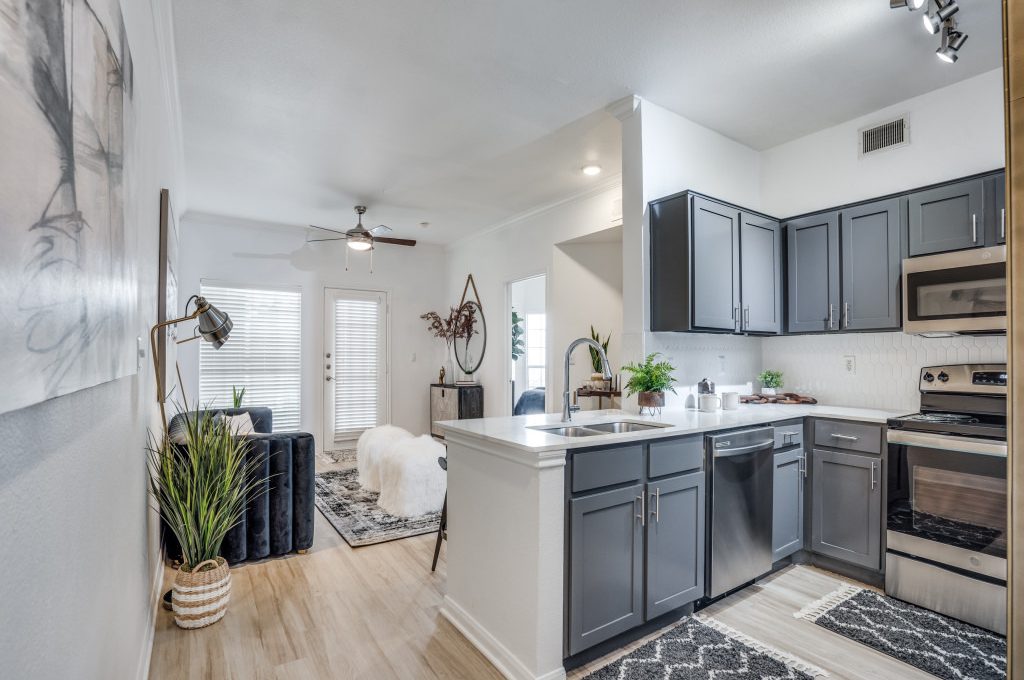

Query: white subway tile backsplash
[[761, 332, 1006, 412]]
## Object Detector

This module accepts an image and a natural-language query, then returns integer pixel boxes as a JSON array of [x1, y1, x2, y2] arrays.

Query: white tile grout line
[[793, 584, 864, 622], [695, 613, 830, 678]]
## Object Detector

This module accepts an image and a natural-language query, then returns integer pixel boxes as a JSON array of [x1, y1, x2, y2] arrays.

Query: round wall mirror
[[454, 301, 486, 375]]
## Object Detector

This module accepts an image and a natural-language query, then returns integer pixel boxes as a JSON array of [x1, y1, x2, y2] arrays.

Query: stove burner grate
[[908, 413, 981, 424]]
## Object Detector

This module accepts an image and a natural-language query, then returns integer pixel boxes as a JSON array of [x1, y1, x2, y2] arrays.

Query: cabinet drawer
[[813, 420, 882, 454], [572, 445, 644, 494], [774, 423, 803, 450], [648, 435, 703, 478]]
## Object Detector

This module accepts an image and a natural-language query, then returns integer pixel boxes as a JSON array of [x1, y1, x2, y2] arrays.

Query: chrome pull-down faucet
[[563, 337, 613, 422]]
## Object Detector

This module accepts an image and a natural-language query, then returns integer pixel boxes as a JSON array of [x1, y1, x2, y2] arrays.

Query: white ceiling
[[172, 0, 1001, 244]]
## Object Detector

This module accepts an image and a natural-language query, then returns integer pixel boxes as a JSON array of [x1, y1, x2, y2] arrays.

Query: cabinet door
[[908, 179, 984, 256], [985, 172, 1006, 245], [645, 471, 705, 620], [786, 212, 840, 333], [649, 193, 692, 332], [740, 213, 782, 334], [840, 198, 902, 331], [772, 448, 804, 561], [430, 386, 458, 437], [568, 484, 644, 655], [810, 449, 881, 570], [691, 196, 740, 331]]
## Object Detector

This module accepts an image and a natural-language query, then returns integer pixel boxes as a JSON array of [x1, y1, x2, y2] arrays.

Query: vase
[[761, 387, 777, 396], [172, 557, 231, 629], [637, 391, 665, 415], [444, 345, 456, 385]]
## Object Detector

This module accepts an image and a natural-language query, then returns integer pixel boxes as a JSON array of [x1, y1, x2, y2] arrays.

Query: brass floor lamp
[[150, 294, 233, 428]]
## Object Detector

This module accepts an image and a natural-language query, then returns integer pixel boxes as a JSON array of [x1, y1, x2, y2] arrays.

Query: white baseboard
[[440, 595, 566, 680], [137, 553, 165, 680]]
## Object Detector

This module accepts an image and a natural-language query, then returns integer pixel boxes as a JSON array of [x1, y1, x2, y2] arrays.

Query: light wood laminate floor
[[149, 459, 933, 680]]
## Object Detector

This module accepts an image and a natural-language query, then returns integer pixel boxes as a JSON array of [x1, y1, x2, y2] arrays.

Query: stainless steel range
[[885, 363, 1007, 634]]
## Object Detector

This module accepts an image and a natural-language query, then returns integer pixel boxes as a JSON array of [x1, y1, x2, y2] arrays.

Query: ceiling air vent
[[859, 116, 909, 157]]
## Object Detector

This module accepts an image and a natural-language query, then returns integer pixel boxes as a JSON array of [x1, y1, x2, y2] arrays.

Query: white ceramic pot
[[761, 387, 777, 396]]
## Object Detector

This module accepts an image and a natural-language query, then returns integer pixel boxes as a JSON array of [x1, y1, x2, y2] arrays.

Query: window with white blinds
[[198, 284, 302, 431], [325, 288, 388, 443]]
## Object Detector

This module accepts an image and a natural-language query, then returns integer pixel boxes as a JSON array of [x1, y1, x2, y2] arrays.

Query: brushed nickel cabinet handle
[[972, 214, 978, 243], [1001, 208, 1006, 240], [743, 306, 750, 329], [636, 495, 645, 527], [801, 455, 808, 478], [870, 461, 877, 490], [831, 433, 859, 441], [843, 302, 849, 329], [651, 487, 660, 523], [827, 304, 834, 330]]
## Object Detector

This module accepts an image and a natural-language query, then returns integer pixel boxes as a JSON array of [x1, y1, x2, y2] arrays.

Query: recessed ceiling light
[[581, 164, 602, 176]]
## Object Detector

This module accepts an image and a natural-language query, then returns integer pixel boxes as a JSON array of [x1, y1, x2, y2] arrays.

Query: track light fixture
[[936, 22, 968, 63], [922, 0, 959, 35], [890, 0, 926, 10]]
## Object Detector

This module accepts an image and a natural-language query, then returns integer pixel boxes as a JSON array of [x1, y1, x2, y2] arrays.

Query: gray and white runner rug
[[584, 615, 826, 679], [795, 584, 1005, 680]]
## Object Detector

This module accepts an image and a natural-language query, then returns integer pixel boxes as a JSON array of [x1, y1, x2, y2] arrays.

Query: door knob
[[325, 376, 333, 382]]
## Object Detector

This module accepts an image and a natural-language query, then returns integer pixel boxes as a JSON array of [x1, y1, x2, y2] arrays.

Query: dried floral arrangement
[[420, 304, 477, 346]]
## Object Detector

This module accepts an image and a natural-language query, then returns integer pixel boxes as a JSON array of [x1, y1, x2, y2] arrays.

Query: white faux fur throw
[[356, 425, 413, 492], [376, 435, 447, 519]]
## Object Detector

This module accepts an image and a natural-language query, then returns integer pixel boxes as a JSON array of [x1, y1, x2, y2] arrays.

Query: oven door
[[886, 429, 1007, 575], [902, 246, 1006, 335]]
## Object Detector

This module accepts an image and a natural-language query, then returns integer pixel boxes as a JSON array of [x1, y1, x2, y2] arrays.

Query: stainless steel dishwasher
[[706, 427, 775, 598]]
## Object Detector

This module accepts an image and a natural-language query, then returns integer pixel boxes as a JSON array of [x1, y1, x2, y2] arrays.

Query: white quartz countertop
[[438, 404, 908, 453]]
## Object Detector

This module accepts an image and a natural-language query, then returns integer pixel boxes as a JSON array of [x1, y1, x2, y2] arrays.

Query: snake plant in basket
[[147, 407, 267, 629]]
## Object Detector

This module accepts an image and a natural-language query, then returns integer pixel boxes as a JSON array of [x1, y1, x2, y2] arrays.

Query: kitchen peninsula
[[438, 404, 904, 680]]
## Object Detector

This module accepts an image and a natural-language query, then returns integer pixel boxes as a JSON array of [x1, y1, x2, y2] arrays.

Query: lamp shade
[[194, 296, 233, 349]]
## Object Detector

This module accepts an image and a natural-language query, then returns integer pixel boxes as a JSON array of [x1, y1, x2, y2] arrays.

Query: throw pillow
[[219, 412, 256, 437]]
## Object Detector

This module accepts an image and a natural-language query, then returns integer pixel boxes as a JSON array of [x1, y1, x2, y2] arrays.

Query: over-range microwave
[[902, 246, 1006, 336]]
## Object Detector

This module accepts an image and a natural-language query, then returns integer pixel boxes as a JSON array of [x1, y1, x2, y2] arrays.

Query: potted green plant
[[588, 326, 611, 388], [511, 311, 525, 361], [231, 385, 246, 408], [758, 369, 784, 396], [147, 407, 266, 629], [622, 352, 677, 413]]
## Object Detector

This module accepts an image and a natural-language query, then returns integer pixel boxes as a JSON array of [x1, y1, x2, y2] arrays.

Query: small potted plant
[[588, 326, 611, 389], [622, 352, 677, 414], [147, 407, 266, 629], [758, 369, 784, 396]]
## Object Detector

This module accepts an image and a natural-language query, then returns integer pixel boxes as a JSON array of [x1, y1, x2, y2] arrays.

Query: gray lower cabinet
[[645, 471, 705, 619], [786, 211, 840, 333], [568, 484, 644, 655], [810, 448, 882, 570], [739, 213, 782, 334], [840, 198, 902, 331], [772, 448, 804, 561], [908, 178, 984, 256]]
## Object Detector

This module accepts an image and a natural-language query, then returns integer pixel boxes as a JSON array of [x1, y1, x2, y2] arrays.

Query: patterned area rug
[[584, 615, 825, 679], [319, 448, 357, 465], [795, 584, 1005, 680], [314, 468, 440, 547]]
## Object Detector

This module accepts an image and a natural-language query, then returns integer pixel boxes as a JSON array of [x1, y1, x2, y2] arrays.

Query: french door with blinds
[[324, 288, 389, 446]]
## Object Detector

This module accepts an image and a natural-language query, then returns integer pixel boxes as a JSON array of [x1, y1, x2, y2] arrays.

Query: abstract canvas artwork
[[0, 0, 135, 414]]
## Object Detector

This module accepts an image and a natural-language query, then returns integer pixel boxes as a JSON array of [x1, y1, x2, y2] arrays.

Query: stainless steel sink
[[585, 421, 670, 434], [529, 421, 671, 437], [529, 425, 606, 437]]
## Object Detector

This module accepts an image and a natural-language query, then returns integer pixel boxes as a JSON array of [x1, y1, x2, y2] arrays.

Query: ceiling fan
[[307, 205, 416, 272]]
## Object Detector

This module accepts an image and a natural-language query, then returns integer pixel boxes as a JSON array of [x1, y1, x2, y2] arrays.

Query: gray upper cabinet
[[786, 212, 840, 333], [810, 448, 882, 571], [985, 172, 1006, 245], [740, 213, 783, 334], [908, 178, 984, 256], [772, 448, 804, 562], [645, 471, 705, 620], [840, 199, 903, 331], [568, 484, 644, 655], [691, 197, 740, 331]]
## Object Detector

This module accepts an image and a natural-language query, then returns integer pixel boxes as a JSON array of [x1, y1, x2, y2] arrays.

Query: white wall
[[760, 69, 1005, 218], [0, 2, 183, 678], [551, 239, 624, 410], [445, 182, 624, 416], [177, 214, 448, 443]]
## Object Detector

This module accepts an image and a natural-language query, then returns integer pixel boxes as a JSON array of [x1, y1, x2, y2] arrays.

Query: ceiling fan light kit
[[891, 0, 967, 63], [307, 205, 417, 272]]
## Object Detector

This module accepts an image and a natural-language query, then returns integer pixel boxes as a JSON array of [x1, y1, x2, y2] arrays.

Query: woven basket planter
[[172, 557, 231, 629]]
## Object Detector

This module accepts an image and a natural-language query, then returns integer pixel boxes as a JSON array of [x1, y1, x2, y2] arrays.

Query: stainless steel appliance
[[902, 246, 1006, 335], [706, 427, 774, 598], [885, 363, 1007, 634]]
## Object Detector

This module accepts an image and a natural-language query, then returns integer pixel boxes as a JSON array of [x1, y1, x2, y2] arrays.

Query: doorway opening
[[508, 274, 547, 416]]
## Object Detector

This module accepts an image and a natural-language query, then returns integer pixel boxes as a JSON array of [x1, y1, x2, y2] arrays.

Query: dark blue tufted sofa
[[163, 407, 315, 564]]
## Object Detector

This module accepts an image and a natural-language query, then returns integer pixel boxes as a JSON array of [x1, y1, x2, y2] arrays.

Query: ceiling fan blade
[[368, 224, 393, 236], [308, 224, 347, 234], [374, 236, 417, 247], [305, 235, 349, 243]]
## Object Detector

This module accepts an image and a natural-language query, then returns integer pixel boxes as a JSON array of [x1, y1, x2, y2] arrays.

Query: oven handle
[[887, 429, 1007, 457]]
